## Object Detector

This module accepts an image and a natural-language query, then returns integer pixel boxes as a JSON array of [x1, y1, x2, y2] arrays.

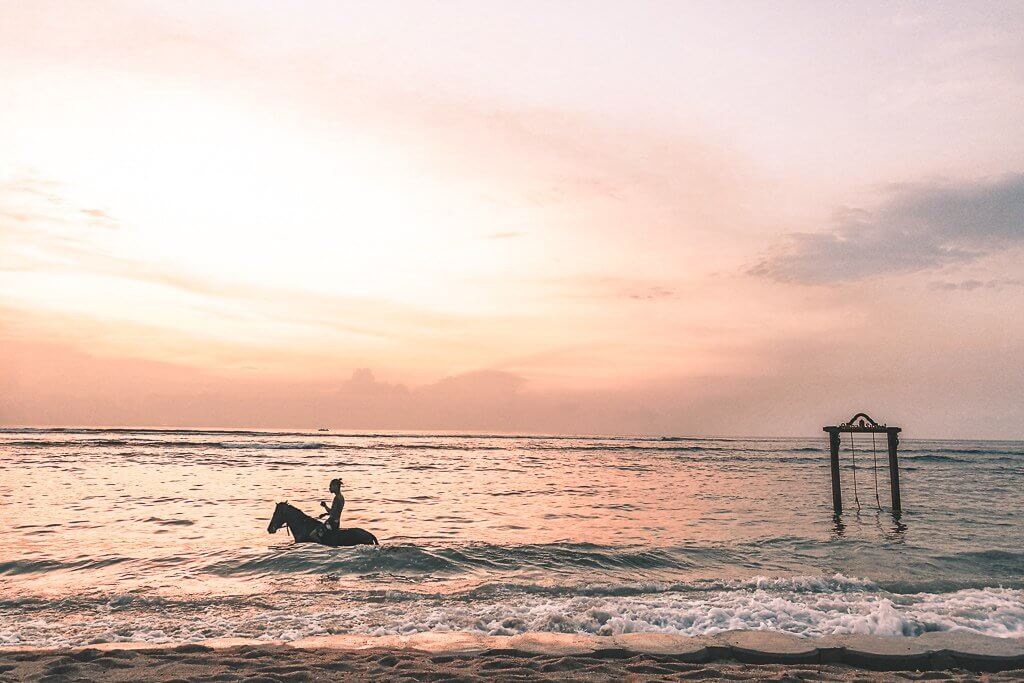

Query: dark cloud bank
[[751, 174, 1024, 283]]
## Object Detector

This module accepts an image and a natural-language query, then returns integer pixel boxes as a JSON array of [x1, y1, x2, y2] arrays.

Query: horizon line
[[1, 424, 1019, 443]]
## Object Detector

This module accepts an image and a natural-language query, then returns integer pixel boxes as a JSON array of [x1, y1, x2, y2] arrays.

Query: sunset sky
[[2, 1, 1023, 437]]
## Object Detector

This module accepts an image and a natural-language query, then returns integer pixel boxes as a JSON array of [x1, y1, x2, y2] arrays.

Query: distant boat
[[317, 427, 330, 432]]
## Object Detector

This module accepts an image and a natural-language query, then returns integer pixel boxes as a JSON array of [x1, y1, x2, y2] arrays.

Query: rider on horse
[[319, 478, 345, 532]]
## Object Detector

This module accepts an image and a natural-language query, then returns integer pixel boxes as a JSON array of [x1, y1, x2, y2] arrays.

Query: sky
[[2, 1, 1023, 438]]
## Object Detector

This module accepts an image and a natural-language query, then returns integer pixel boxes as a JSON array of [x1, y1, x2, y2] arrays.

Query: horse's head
[[268, 501, 289, 534]]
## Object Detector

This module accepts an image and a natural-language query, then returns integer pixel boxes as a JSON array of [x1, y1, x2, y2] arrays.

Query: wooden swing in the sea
[[823, 413, 902, 516]]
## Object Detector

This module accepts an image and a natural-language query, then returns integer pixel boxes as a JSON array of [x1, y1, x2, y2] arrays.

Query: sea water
[[1, 428, 1021, 648]]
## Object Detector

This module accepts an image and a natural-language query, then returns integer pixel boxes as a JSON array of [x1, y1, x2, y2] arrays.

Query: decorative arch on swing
[[840, 413, 882, 430], [823, 414, 902, 516]]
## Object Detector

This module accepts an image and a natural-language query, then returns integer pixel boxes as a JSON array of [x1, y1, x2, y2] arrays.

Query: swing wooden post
[[886, 428, 902, 513], [827, 428, 842, 515], [823, 413, 902, 516]]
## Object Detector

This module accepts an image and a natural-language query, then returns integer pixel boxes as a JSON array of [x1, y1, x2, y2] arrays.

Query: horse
[[267, 502, 378, 547]]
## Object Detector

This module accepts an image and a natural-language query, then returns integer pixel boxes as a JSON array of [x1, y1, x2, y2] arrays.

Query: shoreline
[[3, 648, 1022, 682], [2, 631, 1023, 680]]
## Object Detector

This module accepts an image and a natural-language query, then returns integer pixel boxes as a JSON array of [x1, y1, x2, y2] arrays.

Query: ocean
[[1, 428, 1022, 649]]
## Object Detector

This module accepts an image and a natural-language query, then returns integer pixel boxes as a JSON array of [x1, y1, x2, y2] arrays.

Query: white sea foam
[[2, 585, 1021, 649], [726, 573, 878, 593], [339, 587, 1024, 640]]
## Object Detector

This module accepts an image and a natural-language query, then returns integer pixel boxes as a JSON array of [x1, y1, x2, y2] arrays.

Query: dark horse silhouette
[[267, 502, 378, 547]]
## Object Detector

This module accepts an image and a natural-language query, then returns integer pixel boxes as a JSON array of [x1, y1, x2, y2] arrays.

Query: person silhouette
[[319, 478, 345, 532]]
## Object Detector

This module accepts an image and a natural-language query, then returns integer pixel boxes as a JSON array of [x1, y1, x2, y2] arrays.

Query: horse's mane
[[279, 501, 317, 524]]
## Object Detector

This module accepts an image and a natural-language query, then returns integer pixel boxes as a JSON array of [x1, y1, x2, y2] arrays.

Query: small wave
[[203, 545, 462, 577], [929, 549, 1024, 577], [199, 542, 728, 579], [901, 454, 965, 462], [902, 446, 1023, 456], [0, 557, 134, 576], [141, 517, 195, 527]]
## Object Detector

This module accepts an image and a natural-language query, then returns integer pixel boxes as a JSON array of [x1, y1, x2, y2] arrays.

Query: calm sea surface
[[1, 428, 1022, 648]]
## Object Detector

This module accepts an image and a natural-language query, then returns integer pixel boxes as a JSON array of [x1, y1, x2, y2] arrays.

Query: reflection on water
[[0, 429, 1022, 646]]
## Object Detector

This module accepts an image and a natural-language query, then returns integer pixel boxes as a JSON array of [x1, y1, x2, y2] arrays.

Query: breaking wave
[[3, 582, 1022, 648]]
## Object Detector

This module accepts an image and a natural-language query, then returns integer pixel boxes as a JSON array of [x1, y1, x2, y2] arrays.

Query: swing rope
[[849, 432, 861, 510], [871, 432, 882, 509]]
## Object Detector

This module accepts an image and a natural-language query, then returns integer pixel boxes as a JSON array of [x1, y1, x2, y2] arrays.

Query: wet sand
[[0, 643, 1019, 683], [2, 643, 1023, 683]]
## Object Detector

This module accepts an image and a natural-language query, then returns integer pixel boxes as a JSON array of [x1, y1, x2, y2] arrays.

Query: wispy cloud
[[750, 174, 1024, 283], [627, 285, 675, 301], [1, 175, 119, 232], [928, 278, 1024, 292]]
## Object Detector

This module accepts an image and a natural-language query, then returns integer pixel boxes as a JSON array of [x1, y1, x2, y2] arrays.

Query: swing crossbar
[[824, 425, 896, 434], [823, 414, 902, 516]]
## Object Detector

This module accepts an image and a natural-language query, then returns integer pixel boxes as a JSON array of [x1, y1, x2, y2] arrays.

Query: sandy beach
[[2, 642, 1023, 683], [4, 631, 1024, 682]]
